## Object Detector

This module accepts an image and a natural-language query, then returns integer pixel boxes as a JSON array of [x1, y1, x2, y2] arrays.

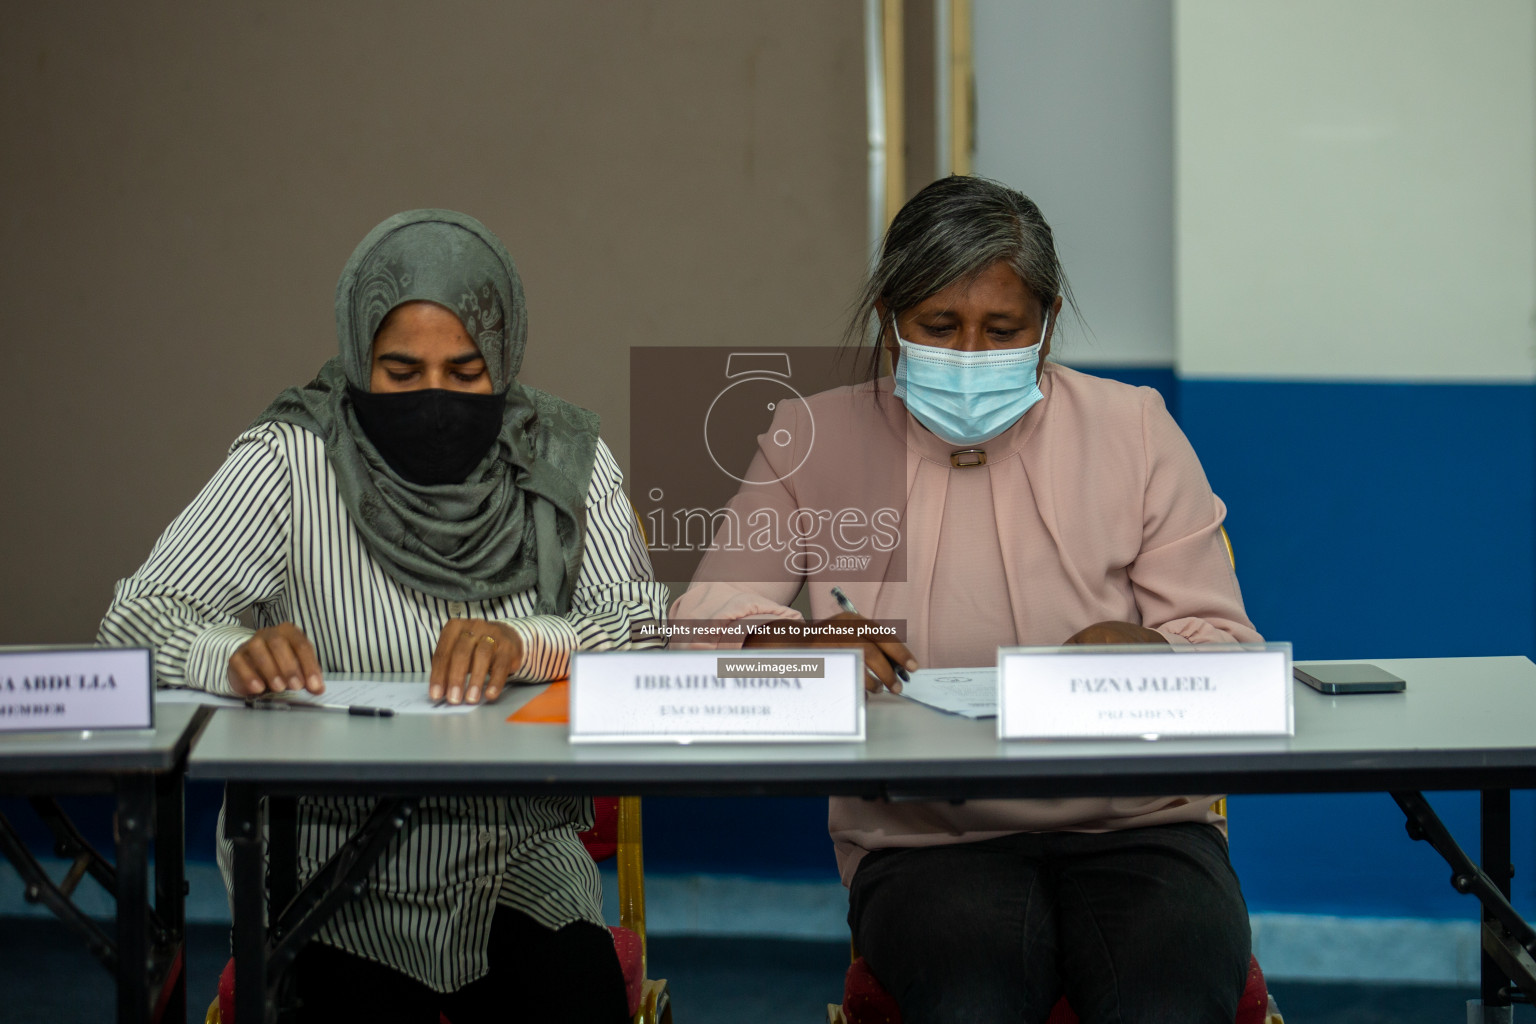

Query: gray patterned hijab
[[256, 209, 599, 612]]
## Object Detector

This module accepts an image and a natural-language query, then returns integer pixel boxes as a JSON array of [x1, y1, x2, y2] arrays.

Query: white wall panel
[[974, 0, 1175, 367], [1176, 0, 1536, 381]]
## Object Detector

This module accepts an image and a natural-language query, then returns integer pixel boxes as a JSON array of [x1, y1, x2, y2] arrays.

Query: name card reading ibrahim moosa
[[998, 643, 1293, 740], [569, 650, 865, 744], [0, 647, 153, 734]]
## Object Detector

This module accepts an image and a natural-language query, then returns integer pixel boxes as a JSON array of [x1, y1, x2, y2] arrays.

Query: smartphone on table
[[1294, 663, 1406, 695]]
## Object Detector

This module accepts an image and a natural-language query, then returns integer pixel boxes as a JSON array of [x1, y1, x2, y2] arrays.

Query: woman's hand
[[228, 623, 324, 697], [1062, 621, 1168, 646], [743, 612, 918, 694], [429, 618, 524, 705]]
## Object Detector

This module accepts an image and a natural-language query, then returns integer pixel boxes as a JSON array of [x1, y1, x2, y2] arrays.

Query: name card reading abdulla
[[569, 649, 864, 743], [0, 647, 154, 734], [997, 644, 1293, 740]]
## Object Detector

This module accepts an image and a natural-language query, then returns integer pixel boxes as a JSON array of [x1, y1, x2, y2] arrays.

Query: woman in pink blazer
[[672, 176, 1261, 1023]]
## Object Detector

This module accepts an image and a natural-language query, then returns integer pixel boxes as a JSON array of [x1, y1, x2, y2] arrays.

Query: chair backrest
[[1212, 525, 1235, 822], [577, 795, 650, 976], [578, 797, 620, 861], [616, 797, 649, 974]]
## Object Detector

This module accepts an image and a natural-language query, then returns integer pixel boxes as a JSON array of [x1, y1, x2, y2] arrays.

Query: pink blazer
[[671, 364, 1261, 883]]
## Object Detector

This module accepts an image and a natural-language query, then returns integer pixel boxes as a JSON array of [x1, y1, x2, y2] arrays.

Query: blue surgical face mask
[[891, 312, 1048, 446]]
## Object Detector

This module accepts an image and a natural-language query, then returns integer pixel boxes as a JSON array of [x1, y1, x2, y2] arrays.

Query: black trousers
[[288, 906, 630, 1024], [848, 822, 1251, 1024]]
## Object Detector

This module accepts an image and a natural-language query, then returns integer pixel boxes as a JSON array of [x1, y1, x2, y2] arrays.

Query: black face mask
[[348, 386, 506, 486]]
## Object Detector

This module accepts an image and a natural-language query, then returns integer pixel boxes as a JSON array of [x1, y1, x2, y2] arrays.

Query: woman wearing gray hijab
[[99, 209, 662, 1022]]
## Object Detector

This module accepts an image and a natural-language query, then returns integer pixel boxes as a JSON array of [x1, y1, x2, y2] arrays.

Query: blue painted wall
[[1181, 377, 1536, 918], [1181, 380, 1536, 664]]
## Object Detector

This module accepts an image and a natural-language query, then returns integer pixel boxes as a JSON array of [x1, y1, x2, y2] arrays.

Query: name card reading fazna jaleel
[[998, 643, 1293, 740], [0, 647, 153, 734], [569, 649, 864, 744]]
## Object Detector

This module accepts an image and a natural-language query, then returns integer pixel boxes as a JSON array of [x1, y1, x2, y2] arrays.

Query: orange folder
[[508, 679, 569, 724]]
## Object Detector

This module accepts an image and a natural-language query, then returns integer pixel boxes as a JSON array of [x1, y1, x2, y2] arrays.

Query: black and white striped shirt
[[98, 420, 668, 991]]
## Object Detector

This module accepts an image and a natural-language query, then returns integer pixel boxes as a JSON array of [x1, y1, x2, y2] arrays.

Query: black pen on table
[[245, 697, 394, 718], [829, 586, 911, 686]]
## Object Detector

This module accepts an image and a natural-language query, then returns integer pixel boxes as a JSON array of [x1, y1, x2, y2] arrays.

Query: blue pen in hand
[[830, 586, 912, 687]]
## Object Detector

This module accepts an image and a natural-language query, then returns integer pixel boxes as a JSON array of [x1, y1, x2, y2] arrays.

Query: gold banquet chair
[[597, 795, 674, 1024]]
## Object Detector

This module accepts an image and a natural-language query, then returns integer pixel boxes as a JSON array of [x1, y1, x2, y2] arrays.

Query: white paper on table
[[292, 678, 476, 714], [154, 677, 476, 715], [897, 667, 997, 719]]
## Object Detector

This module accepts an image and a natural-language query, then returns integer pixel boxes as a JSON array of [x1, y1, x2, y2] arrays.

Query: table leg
[[1479, 789, 1515, 1022], [269, 796, 298, 918], [266, 797, 417, 975], [226, 783, 272, 1024], [0, 804, 117, 969], [1393, 791, 1536, 1022], [154, 769, 186, 1024], [116, 774, 153, 1024]]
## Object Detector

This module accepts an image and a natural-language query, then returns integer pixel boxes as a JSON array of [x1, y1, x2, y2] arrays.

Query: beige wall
[[0, 2, 868, 642]]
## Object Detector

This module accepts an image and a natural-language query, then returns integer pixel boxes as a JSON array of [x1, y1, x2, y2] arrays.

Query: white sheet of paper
[[293, 678, 476, 715], [155, 677, 476, 715], [897, 667, 997, 719]]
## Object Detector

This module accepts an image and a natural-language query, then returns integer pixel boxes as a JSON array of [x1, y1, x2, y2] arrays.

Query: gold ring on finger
[[480, 635, 497, 648]]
